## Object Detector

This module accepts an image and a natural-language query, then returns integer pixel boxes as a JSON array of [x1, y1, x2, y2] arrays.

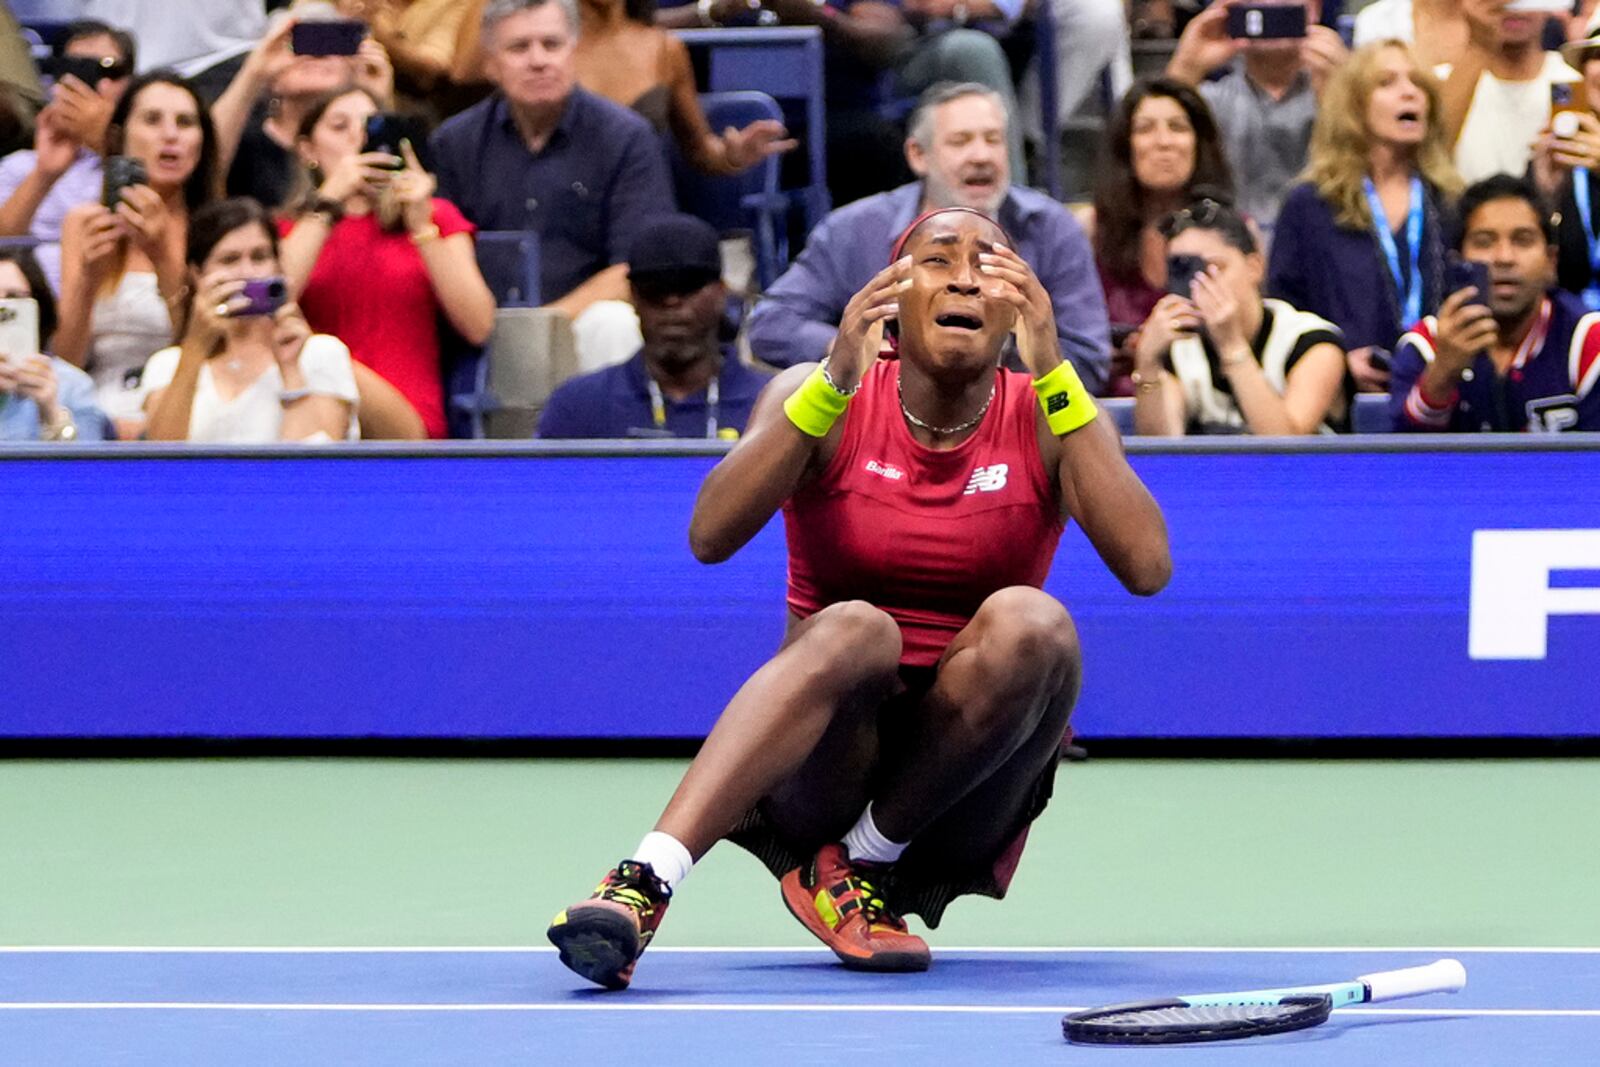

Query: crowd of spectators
[[4, 0, 1600, 444]]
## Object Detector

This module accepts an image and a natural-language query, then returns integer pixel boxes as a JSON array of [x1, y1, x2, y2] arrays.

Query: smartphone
[[1165, 253, 1206, 299], [362, 112, 424, 168], [290, 19, 366, 57], [1444, 257, 1492, 308], [43, 54, 128, 89], [1552, 82, 1588, 138], [101, 155, 148, 209], [0, 298, 40, 364], [1225, 2, 1308, 41], [235, 277, 288, 318]]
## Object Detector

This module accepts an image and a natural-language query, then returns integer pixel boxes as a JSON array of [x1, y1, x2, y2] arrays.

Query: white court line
[[0, 1003, 1595, 1017], [3, 945, 1598, 954]]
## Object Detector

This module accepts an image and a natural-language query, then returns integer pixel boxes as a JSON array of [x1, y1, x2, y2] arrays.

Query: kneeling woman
[[549, 208, 1172, 989], [143, 198, 358, 443]]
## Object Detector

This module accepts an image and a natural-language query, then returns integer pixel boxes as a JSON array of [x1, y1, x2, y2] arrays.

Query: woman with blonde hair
[[1267, 41, 1463, 394]]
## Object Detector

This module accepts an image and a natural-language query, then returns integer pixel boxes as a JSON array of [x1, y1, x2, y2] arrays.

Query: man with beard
[[747, 82, 1111, 393], [1391, 174, 1600, 432], [537, 214, 767, 438]]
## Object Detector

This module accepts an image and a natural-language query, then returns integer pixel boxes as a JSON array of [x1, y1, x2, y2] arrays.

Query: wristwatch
[[44, 412, 78, 441]]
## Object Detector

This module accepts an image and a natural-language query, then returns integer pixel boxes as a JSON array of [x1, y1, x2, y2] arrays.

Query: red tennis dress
[[784, 360, 1065, 666]]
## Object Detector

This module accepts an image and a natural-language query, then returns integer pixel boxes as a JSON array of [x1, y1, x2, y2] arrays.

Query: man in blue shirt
[[1391, 175, 1600, 433], [746, 82, 1111, 392], [538, 214, 768, 439], [430, 0, 675, 372]]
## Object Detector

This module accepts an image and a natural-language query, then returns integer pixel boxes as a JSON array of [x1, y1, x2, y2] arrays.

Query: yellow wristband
[[1031, 361, 1098, 436], [782, 364, 852, 437]]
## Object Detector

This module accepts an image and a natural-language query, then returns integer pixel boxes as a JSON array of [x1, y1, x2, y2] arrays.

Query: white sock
[[841, 803, 907, 866], [631, 831, 694, 892]]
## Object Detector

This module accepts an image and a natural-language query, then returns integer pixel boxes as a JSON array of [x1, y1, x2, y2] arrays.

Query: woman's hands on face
[[978, 243, 1060, 376], [827, 256, 911, 391]]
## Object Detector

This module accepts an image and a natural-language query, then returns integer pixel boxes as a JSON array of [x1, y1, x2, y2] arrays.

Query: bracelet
[[1031, 361, 1098, 436], [410, 223, 441, 245], [783, 362, 854, 437], [1130, 369, 1163, 394], [306, 195, 344, 224], [819, 356, 861, 397], [279, 388, 313, 405]]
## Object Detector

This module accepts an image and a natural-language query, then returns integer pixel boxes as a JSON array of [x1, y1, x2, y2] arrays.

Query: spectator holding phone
[[55, 71, 220, 437], [1132, 196, 1346, 435], [0, 20, 135, 292], [1075, 78, 1234, 393], [431, 0, 675, 373], [1390, 174, 1600, 432], [212, 3, 396, 210], [280, 86, 495, 438], [1440, 0, 1580, 185], [1164, 0, 1349, 226], [1537, 25, 1600, 305], [1268, 41, 1462, 393], [0, 246, 110, 442], [144, 197, 359, 442]]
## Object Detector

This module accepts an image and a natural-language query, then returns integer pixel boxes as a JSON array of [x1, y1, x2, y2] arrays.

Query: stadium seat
[[671, 91, 791, 291], [477, 307, 580, 439], [1101, 397, 1136, 436], [1351, 393, 1392, 434], [475, 230, 541, 309]]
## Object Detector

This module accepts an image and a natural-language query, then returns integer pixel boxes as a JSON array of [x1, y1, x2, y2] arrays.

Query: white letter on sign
[[1470, 530, 1600, 660]]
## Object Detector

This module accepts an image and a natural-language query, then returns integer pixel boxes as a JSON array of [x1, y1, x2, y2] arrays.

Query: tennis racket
[[1062, 957, 1467, 1045]]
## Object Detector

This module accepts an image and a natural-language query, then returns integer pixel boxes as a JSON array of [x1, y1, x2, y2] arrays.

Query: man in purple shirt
[[746, 82, 1111, 391], [430, 0, 676, 372], [0, 20, 135, 293]]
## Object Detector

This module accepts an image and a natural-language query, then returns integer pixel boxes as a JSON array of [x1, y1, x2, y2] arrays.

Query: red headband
[[889, 206, 1013, 262]]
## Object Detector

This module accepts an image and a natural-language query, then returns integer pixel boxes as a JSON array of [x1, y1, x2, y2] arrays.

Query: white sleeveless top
[[1168, 298, 1343, 434], [139, 334, 361, 443], [87, 272, 173, 423]]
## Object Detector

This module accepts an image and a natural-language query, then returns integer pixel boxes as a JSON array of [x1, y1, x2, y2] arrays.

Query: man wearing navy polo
[[430, 0, 675, 372], [537, 214, 768, 439]]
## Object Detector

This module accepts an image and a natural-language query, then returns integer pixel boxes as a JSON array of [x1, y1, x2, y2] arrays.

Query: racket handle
[[1358, 959, 1467, 1003]]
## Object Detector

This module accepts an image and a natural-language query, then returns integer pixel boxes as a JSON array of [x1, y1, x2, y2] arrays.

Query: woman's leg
[[654, 600, 903, 858], [872, 586, 1081, 845]]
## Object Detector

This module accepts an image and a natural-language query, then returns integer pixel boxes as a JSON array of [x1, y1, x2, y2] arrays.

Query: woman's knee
[[799, 600, 903, 682], [973, 587, 1081, 678]]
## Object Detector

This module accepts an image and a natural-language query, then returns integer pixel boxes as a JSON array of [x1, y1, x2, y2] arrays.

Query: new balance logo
[[865, 459, 906, 481], [964, 463, 1009, 495], [1046, 392, 1069, 414]]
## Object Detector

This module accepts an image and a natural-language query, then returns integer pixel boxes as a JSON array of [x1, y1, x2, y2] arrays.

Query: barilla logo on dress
[[963, 463, 1009, 495], [865, 459, 906, 481]]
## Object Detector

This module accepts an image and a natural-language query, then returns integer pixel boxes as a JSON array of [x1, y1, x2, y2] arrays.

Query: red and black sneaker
[[547, 860, 672, 990], [779, 843, 930, 972]]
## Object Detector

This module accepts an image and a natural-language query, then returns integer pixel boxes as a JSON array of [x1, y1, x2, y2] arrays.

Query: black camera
[[102, 155, 148, 209]]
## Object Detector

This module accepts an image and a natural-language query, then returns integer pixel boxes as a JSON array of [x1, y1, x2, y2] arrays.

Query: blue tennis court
[[5, 947, 1595, 1063]]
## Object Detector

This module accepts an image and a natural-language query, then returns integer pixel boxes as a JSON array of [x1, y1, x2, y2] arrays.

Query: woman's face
[[0, 261, 32, 300], [121, 82, 204, 192], [1129, 95, 1197, 195], [199, 222, 280, 284], [1167, 226, 1262, 311], [299, 90, 377, 176], [896, 211, 1013, 372], [1365, 48, 1429, 148]]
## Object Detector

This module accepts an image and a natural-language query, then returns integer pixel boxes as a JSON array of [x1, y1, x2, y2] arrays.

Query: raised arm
[[689, 257, 910, 562], [981, 244, 1171, 595]]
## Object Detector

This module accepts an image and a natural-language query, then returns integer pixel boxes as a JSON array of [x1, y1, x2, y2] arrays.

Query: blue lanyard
[[1573, 167, 1600, 310], [1364, 176, 1425, 328]]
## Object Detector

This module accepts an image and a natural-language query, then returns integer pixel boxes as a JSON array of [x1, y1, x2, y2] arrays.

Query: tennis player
[[548, 207, 1171, 989]]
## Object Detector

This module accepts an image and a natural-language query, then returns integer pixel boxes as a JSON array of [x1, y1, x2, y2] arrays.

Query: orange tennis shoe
[[780, 843, 930, 972], [547, 860, 672, 990]]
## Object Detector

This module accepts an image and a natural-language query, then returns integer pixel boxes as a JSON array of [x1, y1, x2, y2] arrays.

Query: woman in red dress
[[548, 207, 1171, 989]]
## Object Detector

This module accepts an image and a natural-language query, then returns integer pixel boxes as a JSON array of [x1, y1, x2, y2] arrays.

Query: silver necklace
[[898, 372, 995, 436]]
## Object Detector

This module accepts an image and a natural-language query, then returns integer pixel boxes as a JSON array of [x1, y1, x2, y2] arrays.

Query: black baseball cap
[[628, 214, 722, 295]]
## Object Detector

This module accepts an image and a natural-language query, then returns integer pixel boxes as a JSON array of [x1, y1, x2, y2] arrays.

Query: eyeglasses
[[1158, 198, 1224, 238]]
